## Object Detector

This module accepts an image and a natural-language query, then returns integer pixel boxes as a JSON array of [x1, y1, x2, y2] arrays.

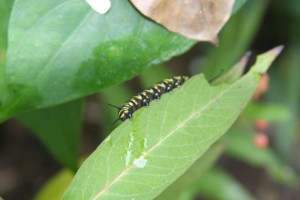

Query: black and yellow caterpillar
[[109, 75, 189, 123]]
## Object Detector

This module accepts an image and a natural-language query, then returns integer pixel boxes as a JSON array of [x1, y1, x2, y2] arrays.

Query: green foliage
[[194, 168, 256, 200], [34, 169, 74, 200], [243, 102, 290, 122], [226, 126, 298, 185], [272, 47, 300, 161], [0, 0, 195, 121], [1, 0, 299, 199], [62, 48, 280, 200], [201, 0, 267, 79], [17, 99, 83, 171], [155, 143, 225, 200]]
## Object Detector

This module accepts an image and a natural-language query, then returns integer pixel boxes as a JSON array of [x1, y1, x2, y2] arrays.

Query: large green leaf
[[62, 47, 282, 200], [0, 0, 195, 122], [17, 99, 83, 171]]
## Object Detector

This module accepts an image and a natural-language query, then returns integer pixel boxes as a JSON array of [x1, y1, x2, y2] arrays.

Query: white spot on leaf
[[104, 135, 111, 143], [125, 132, 135, 165], [143, 137, 148, 148], [125, 151, 132, 166], [134, 157, 148, 168], [86, 0, 111, 14]]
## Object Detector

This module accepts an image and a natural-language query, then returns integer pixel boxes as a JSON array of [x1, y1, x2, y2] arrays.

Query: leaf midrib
[[91, 80, 241, 200]]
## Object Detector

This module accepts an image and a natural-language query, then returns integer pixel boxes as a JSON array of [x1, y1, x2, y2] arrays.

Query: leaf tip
[[272, 45, 284, 56], [251, 46, 284, 74]]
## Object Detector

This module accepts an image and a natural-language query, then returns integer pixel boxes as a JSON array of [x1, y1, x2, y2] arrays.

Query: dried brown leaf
[[130, 0, 235, 43]]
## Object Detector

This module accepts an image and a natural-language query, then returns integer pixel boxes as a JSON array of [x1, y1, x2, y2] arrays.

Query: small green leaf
[[211, 52, 250, 85], [201, 0, 267, 79], [17, 99, 83, 171], [226, 126, 299, 185], [62, 47, 281, 200], [243, 102, 290, 122], [34, 169, 74, 200], [0, 0, 195, 121], [195, 168, 256, 200]]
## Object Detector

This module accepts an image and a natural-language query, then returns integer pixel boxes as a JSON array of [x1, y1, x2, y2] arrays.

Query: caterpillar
[[108, 75, 189, 123]]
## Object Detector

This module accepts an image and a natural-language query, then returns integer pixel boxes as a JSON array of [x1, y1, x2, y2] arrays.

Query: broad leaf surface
[[17, 99, 84, 171], [62, 47, 282, 200], [0, 0, 195, 121]]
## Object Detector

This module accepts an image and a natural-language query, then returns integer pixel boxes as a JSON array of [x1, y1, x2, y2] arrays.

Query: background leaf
[[194, 168, 256, 200], [34, 169, 74, 200], [225, 126, 299, 185], [200, 0, 267, 79], [243, 102, 290, 122], [0, 0, 14, 105], [62, 47, 281, 200], [130, 0, 234, 42], [17, 99, 84, 171], [0, 0, 195, 122]]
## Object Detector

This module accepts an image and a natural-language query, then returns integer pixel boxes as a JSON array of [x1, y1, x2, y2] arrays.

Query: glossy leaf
[[0, 0, 195, 122], [17, 99, 84, 171], [62, 47, 282, 200]]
